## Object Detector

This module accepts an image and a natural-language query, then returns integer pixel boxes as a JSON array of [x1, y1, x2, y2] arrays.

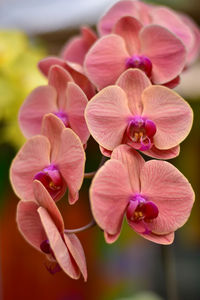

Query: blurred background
[[0, 0, 200, 299]]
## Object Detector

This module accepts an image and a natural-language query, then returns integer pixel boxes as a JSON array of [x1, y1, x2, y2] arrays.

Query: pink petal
[[65, 82, 90, 145], [104, 231, 121, 244], [55, 128, 85, 204], [41, 113, 65, 162], [84, 34, 128, 89], [38, 56, 68, 77], [64, 233, 87, 281], [180, 14, 200, 65], [98, 0, 150, 36], [142, 86, 193, 149], [113, 16, 143, 54], [111, 144, 145, 193], [38, 207, 80, 279], [128, 217, 174, 244], [116, 69, 151, 115], [99, 145, 112, 158], [143, 145, 180, 160], [33, 180, 64, 232], [140, 160, 195, 235], [140, 25, 186, 84], [61, 26, 96, 65], [19, 86, 57, 138], [17, 201, 46, 251], [90, 159, 131, 235], [65, 63, 96, 100], [85, 86, 131, 150], [10, 136, 50, 201], [48, 65, 73, 110], [151, 7, 194, 53]]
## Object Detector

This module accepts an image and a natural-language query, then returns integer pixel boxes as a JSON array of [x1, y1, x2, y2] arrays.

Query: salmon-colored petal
[[55, 128, 85, 204], [116, 69, 151, 115], [65, 63, 96, 100], [111, 144, 145, 193], [85, 86, 131, 150], [64, 233, 87, 281], [114, 16, 143, 54], [38, 207, 80, 279], [48, 65, 73, 110], [142, 86, 193, 149], [10, 136, 50, 201], [65, 82, 90, 145], [141, 25, 186, 84], [19, 86, 57, 138], [84, 34, 128, 89], [17, 201, 46, 251], [140, 160, 195, 235], [180, 13, 200, 65], [41, 113, 65, 162], [151, 7, 194, 53], [99, 145, 112, 158], [98, 0, 150, 36], [143, 145, 180, 160], [38, 56, 68, 77], [33, 180, 64, 232], [128, 217, 174, 244], [104, 231, 121, 244], [90, 159, 131, 235], [61, 26, 96, 65]]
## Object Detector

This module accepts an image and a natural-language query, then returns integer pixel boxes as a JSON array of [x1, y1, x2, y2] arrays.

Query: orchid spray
[[10, 0, 199, 298]]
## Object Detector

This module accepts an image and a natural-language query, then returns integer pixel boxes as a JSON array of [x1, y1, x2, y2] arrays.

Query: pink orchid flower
[[10, 114, 85, 204], [38, 26, 97, 100], [85, 69, 193, 159], [19, 64, 90, 145], [90, 145, 195, 244], [84, 15, 186, 89], [98, 0, 200, 66], [17, 180, 87, 280]]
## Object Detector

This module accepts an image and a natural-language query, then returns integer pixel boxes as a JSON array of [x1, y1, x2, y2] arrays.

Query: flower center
[[34, 164, 63, 198], [127, 194, 159, 223], [126, 116, 156, 151], [126, 55, 152, 77], [54, 111, 69, 127]]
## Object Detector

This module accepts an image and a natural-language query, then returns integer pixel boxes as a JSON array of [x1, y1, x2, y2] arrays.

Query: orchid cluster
[[10, 0, 199, 281]]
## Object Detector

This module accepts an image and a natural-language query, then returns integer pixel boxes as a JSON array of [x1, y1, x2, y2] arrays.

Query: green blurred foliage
[[0, 30, 47, 149]]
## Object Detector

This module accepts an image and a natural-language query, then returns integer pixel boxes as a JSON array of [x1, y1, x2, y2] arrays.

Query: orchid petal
[[48, 65, 73, 110], [17, 201, 46, 251], [10, 136, 50, 201], [41, 113, 65, 162], [143, 145, 180, 160], [140, 160, 195, 235], [38, 207, 80, 279], [111, 144, 145, 193], [114, 16, 143, 54], [64, 233, 87, 281], [84, 34, 128, 89], [65, 82, 90, 145], [61, 26, 96, 65], [33, 180, 64, 232], [142, 86, 193, 149], [90, 159, 131, 235], [19, 86, 57, 138], [38, 56, 68, 77], [55, 128, 85, 204], [85, 86, 131, 150], [116, 69, 151, 115], [141, 25, 186, 84]]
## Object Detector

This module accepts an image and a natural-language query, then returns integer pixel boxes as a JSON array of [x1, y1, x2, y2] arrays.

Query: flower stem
[[161, 245, 178, 300], [64, 219, 96, 234]]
